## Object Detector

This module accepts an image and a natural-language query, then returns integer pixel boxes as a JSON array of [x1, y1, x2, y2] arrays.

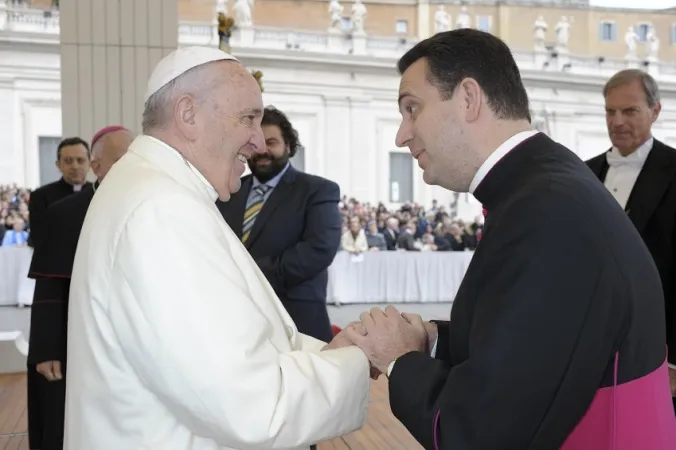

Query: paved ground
[[0, 302, 453, 337]]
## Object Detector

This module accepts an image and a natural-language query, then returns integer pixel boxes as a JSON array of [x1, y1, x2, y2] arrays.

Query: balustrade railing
[[0, 2, 673, 80]]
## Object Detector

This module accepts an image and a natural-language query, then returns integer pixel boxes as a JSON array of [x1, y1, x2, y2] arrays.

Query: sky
[[590, 0, 675, 8]]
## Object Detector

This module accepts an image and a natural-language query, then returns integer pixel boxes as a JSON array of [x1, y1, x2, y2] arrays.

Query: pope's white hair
[[141, 63, 220, 134]]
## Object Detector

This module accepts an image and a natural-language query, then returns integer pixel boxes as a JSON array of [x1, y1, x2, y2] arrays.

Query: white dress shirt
[[603, 138, 653, 210], [469, 130, 540, 193]]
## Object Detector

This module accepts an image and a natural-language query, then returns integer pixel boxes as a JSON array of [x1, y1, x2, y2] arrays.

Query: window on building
[[476, 16, 491, 32], [38, 136, 63, 185], [637, 23, 651, 41], [291, 145, 305, 172], [671, 25, 676, 44], [599, 21, 616, 41], [396, 19, 408, 34], [340, 17, 352, 32], [389, 152, 413, 203]]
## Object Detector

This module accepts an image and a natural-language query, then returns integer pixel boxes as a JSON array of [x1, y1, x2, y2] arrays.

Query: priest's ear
[[174, 95, 200, 141]]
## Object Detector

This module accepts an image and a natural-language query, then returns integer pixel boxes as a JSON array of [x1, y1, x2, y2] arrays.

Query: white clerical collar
[[607, 137, 653, 167], [144, 135, 219, 201], [469, 130, 540, 194]]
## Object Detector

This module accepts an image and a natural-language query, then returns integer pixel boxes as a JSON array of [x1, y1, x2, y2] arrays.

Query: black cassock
[[27, 177, 92, 248], [388, 133, 668, 449], [587, 139, 676, 412], [26, 184, 95, 450]]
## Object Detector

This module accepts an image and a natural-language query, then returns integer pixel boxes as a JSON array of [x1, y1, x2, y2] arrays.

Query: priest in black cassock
[[25, 136, 90, 450], [345, 29, 676, 449], [27, 137, 91, 248], [26, 126, 134, 450], [585, 69, 676, 412]]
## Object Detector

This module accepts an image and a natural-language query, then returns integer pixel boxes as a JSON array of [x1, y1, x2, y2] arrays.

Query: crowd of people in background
[[0, 183, 30, 246], [1, 183, 483, 252], [339, 196, 483, 253]]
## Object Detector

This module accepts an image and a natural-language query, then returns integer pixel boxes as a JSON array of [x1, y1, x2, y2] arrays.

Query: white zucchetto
[[144, 46, 239, 103]]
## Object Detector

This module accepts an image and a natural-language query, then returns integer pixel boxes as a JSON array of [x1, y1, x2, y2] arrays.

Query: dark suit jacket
[[396, 232, 419, 251], [27, 183, 96, 365], [586, 139, 676, 367], [382, 227, 398, 250], [389, 133, 667, 449], [217, 166, 342, 340], [27, 178, 92, 248]]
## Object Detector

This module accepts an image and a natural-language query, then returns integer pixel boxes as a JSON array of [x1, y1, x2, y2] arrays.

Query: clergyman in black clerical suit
[[27, 137, 91, 248], [217, 106, 340, 345], [25, 136, 90, 450], [26, 127, 133, 450], [585, 69, 676, 411], [343, 29, 676, 448]]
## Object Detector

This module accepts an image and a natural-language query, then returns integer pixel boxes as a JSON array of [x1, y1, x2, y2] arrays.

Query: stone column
[[59, 0, 178, 140], [416, 0, 430, 40]]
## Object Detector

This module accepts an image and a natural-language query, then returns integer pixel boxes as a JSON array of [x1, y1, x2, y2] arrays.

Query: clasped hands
[[323, 305, 438, 379]]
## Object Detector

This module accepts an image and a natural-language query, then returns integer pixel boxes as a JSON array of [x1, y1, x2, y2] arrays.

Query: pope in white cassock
[[63, 47, 371, 450]]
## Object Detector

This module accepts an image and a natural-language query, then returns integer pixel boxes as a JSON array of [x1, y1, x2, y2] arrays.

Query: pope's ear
[[174, 95, 200, 140]]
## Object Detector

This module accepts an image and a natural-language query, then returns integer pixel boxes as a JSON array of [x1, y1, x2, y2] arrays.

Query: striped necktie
[[242, 184, 270, 244]]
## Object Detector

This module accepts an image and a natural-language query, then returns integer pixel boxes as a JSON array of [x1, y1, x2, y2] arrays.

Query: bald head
[[91, 128, 134, 181]]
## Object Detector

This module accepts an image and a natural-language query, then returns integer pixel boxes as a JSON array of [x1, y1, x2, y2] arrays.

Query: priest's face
[[605, 78, 660, 156], [57, 143, 90, 185], [395, 58, 474, 192]]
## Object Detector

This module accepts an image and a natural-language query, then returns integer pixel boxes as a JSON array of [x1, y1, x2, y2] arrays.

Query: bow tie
[[606, 151, 643, 168]]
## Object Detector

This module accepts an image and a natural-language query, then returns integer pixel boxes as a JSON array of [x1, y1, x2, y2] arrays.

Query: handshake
[[322, 305, 438, 379]]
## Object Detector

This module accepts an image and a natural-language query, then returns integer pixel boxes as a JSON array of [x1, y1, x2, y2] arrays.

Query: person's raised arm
[[109, 194, 370, 449]]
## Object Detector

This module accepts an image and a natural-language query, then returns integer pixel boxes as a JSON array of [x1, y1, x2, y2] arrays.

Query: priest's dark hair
[[397, 29, 531, 123], [262, 106, 301, 158], [56, 137, 90, 161]]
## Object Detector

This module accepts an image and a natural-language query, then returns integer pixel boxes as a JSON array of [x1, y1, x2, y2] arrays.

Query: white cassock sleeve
[[298, 334, 330, 353], [108, 194, 370, 449]]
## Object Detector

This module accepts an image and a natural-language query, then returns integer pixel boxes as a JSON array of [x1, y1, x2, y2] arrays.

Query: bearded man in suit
[[218, 106, 340, 344], [586, 69, 676, 412]]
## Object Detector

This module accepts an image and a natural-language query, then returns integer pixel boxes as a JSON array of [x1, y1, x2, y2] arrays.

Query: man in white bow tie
[[586, 69, 676, 412]]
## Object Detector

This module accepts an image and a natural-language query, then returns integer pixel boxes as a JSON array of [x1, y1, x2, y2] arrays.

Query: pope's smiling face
[[178, 61, 266, 201]]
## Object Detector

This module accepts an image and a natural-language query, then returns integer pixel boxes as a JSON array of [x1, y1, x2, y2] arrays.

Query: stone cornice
[[234, 46, 676, 93]]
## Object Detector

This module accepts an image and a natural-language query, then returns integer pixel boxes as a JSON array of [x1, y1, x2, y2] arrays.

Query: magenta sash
[[561, 354, 676, 450], [432, 353, 676, 449]]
